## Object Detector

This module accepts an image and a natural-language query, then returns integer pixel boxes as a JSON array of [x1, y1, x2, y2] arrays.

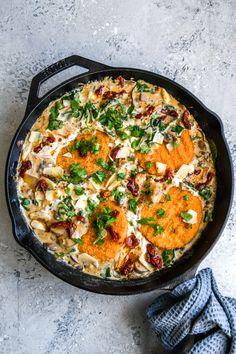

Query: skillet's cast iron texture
[[5, 55, 234, 294]]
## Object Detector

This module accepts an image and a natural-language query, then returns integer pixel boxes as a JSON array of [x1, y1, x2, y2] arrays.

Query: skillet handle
[[25, 55, 110, 117]]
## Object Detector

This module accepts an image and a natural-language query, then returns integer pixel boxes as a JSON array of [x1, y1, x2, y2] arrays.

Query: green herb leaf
[[92, 171, 106, 184], [69, 163, 87, 184], [74, 186, 85, 196], [165, 194, 171, 201], [57, 196, 75, 220], [145, 161, 153, 169], [162, 249, 175, 267], [19, 197, 31, 210], [93, 207, 117, 244], [72, 238, 83, 245], [117, 172, 125, 180], [180, 211, 193, 222], [86, 198, 98, 217], [157, 208, 166, 218], [136, 81, 154, 92], [172, 125, 184, 135], [208, 138, 217, 162], [72, 137, 100, 156], [138, 217, 155, 225], [128, 198, 138, 214], [183, 195, 189, 201], [128, 125, 145, 138], [140, 144, 151, 154], [111, 189, 125, 205], [199, 187, 212, 201]]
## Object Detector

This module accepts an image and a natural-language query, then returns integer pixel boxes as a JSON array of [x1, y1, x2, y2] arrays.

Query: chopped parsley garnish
[[127, 104, 134, 115], [72, 238, 83, 245], [54, 252, 65, 258], [136, 81, 154, 92], [158, 121, 167, 132], [47, 101, 64, 130], [93, 207, 117, 245], [138, 217, 164, 235], [69, 163, 87, 184], [172, 125, 184, 135], [128, 198, 138, 214], [130, 168, 139, 177], [128, 125, 145, 138], [101, 267, 111, 278], [140, 143, 151, 154], [57, 196, 75, 220], [180, 212, 193, 222], [96, 158, 117, 172], [71, 98, 82, 118], [157, 208, 166, 218], [74, 186, 85, 196], [199, 187, 212, 201], [92, 171, 106, 184], [72, 137, 100, 156], [145, 161, 153, 169], [183, 195, 189, 201], [111, 189, 125, 205], [99, 107, 124, 131], [86, 198, 98, 217], [173, 141, 179, 149], [165, 194, 171, 201], [131, 138, 141, 149], [82, 102, 98, 120], [162, 249, 175, 267], [19, 197, 31, 211], [204, 211, 213, 222], [208, 138, 217, 162], [117, 172, 125, 181]]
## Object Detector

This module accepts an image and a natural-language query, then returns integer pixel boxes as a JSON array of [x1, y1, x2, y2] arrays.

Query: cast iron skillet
[[5, 55, 234, 295]]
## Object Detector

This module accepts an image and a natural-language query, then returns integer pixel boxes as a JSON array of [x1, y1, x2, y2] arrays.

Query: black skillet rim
[[5, 55, 234, 295]]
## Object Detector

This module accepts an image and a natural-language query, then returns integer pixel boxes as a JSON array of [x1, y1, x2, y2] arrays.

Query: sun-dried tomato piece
[[117, 76, 125, 87], [106, 226, 119, 241], [103, 90, 127, 100], [206, 171, 214, 183], [34, 179, 48, 193], [112, 209, 120, 217], [135, 113, 142, 119], [95, 85, 105, 96], [50, 221, 74, 238], [101, 190, 111, 198], [126, 234, 140, 249], [145, 105, 155, 116], [121, 258, 134, 276], [111, 146, 121, 162], [165, 169, 174, 181], [182, 110, 192, 129], [161, 108, 178, 117], [76, 212, 86, 223], [127, 177, 139, 197], [34, 136, 55, 153], [19, 160, 32, 178], [196, 171, 215, 190], [135, 105, 155, 119], [146, 244, 162, 269]]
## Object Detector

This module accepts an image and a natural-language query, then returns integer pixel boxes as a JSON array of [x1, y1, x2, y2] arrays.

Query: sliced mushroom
[[71, 253, 99, 269], [31, 220, 47, 231]]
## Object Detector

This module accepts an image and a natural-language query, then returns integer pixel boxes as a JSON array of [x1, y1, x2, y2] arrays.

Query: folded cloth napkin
[[146, 268, 236, 354]]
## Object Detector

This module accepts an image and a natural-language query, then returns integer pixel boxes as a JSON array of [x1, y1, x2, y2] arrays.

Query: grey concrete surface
[[0, 1, 236, 353]]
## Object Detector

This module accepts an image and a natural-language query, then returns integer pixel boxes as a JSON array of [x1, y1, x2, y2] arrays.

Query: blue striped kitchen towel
[[146, 268, 236, 353]]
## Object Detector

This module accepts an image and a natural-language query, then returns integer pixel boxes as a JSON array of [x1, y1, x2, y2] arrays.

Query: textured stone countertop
[[0, 1, 235, 353]]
